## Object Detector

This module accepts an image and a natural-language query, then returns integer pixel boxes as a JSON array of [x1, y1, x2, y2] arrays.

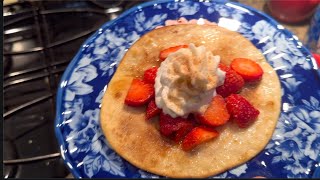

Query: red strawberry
[[312, 53, 320, 67], [216, 63, 245, 97], [230, 58, 264, 82], [159, 45, 188, 61], [159, 112, 179, 136], [218, 63, 230, 71], [225, 94, 260, 128], [196, 95, 230, 127], [182, 126, 219, 151], [143, 67, 158, 84], [146, 100, 161, 120], [173, 122, 194, 143], [125, 79, 154, 106], [159, 112, 195, 139]]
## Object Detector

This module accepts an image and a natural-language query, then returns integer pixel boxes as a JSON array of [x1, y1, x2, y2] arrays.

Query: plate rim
[[54, 0, 318, 178]]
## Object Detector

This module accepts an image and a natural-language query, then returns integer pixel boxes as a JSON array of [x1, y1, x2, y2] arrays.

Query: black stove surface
[[3, 0, 145, 178]]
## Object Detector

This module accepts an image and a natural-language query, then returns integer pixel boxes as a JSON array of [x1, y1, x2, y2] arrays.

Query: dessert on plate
[[100, 24, 281, 178]]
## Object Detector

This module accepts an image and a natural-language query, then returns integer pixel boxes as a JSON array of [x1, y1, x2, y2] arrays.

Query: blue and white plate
[[54, 0, 320, 178]]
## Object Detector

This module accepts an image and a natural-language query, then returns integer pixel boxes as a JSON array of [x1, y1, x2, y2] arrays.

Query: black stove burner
[[3, 56, 12, 75], [3, 138, 17, 178], [3, 0, 145, 178], [90, 0, 125, 8]]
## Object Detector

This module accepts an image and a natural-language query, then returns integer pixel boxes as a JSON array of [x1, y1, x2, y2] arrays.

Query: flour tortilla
[[100, 24, 281, 178]]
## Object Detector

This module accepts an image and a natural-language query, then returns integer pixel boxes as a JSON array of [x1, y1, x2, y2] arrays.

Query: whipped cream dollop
[[155, 44, 226, 118]]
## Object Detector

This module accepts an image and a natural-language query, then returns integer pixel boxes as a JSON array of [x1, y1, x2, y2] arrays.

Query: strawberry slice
[[159, 45, 188, 61], [196, 95, 230, 127], [225, 94, 260, 128], [230, 58, 264, 82], [173, 122, 194, 143], [159, 112, 195, 139], [216, 63, 245, 97], [182, 126, 219, 151], [159, 112, 183, 136], [312, 53, 320, 67], [124, 79, 154, 106], [146, 100, 161, 120], [143, 67, 158, 84], [218, 63, 230, 72]]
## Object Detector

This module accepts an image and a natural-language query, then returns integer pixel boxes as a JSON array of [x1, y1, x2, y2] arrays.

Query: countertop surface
[[239, 0, 310, 42]]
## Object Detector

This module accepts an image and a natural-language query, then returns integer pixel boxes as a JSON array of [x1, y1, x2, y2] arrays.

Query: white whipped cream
[[155, 44, 226, 118]]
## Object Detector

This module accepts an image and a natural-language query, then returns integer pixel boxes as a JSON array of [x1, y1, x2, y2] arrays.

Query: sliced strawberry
[[124, 79, 154, 106], [225, 94, 260, 128], [196, 95, 230, 127], [216, 64, 245, 97], [143, 67, 158, 84], [230, 58, 264, 82], [159, 113, 177, 136], [218, 63, 230, 72], [182, 126, 219, 151], [159, 45, 188, 61], [159, 112, 195, 138], [312, 53, 320, 67], [173, 122, 194, 143], [146, 100, 161, 120]]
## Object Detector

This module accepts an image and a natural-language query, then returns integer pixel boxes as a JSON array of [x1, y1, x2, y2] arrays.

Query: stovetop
[[3, 0, 145, 178]]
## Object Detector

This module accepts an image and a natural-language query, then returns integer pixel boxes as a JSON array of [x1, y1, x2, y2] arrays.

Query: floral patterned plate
[[54, 0, 320, 178]]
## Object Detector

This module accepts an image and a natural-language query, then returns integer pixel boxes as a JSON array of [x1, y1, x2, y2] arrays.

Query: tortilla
[[100, 24, 281, 178]]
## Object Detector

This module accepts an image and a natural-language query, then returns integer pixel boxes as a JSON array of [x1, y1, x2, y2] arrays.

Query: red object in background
[[313, 53, 320, 67], [267, 0, 320, 23]]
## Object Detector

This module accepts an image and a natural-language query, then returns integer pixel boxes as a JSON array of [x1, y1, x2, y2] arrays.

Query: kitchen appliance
[[3, 0, 144, 178]]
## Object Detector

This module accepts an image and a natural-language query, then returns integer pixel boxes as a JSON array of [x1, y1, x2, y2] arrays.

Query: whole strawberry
[[225, 94, 260, 128], [216, 64, 244, 97]]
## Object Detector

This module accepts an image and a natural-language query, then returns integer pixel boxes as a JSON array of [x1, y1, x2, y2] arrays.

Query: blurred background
[[3, 0, 319, 178]]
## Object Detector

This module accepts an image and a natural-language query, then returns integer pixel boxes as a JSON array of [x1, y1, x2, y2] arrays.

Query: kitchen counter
[[239, 0, 310, 42]]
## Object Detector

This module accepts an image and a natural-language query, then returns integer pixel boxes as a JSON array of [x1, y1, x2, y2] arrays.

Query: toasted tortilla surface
[[100, 24, 281, 178]]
